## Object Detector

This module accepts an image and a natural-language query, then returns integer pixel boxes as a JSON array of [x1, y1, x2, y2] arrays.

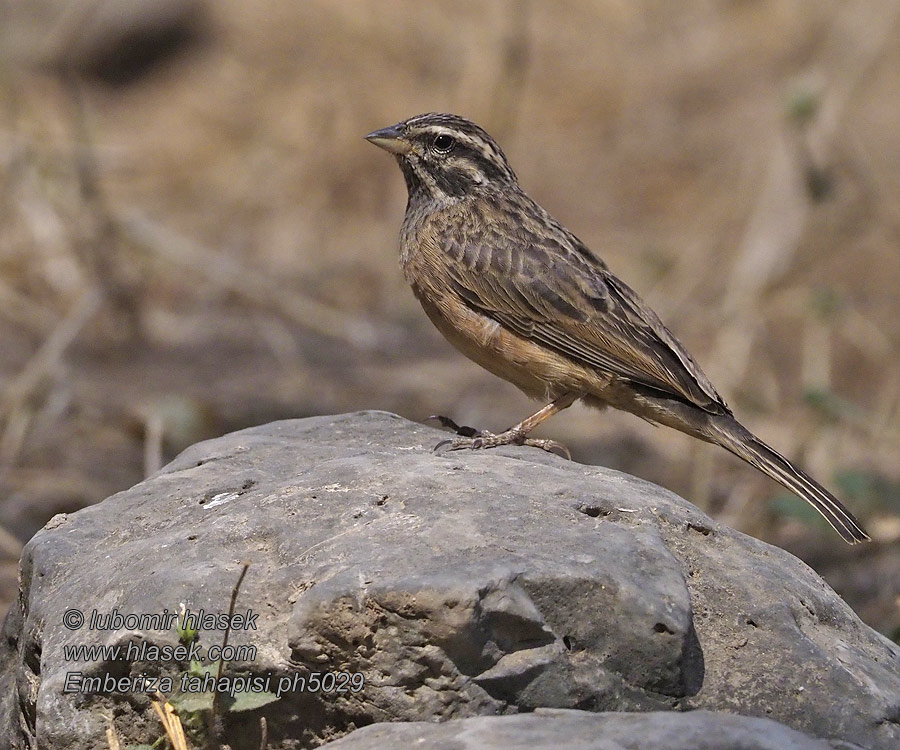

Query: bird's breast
[[409, 278, 595, 401]]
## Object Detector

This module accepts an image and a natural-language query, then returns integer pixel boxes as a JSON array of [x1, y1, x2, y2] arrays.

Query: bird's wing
[[440, 222, 728, 414]]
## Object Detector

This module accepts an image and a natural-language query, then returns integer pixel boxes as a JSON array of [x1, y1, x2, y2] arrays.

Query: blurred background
[[1, 0, 898, 638]]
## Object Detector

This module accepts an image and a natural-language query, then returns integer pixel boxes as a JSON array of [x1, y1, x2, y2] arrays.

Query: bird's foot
[[430, 419, 570, 460]]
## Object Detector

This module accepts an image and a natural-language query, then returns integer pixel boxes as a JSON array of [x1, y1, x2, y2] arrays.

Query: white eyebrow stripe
[[407, 120, 517, 184], [415, 126, 497, 161]]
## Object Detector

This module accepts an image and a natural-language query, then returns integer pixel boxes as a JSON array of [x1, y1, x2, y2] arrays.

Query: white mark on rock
[[205, 492, 240, 509]]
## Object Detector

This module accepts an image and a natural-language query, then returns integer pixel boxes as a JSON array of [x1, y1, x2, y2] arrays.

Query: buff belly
[[413, 285, 611, 402]]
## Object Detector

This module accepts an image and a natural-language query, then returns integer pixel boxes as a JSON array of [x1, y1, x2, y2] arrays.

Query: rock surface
[[0, 411, 897, 749], [320, 708, 864, 750]]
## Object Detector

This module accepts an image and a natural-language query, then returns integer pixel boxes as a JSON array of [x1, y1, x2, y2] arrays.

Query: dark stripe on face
[[467, 150, 512, 184], [434, 167, 471, 198], [395, 113, 520, 202], [400, 159, 427, 201]]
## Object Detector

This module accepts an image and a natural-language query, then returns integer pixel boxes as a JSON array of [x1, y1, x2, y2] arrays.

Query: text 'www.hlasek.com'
[[60, 607, 365, 698]]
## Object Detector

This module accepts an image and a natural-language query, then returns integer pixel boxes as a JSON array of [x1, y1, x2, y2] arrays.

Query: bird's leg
[[433, 392, 579, 459]]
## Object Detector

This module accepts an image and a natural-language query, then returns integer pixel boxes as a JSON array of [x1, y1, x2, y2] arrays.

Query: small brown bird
[[366, 112, 869, 544]]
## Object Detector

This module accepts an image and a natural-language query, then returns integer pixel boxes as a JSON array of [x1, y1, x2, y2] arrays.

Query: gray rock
[[319, 708, 864, 750], [0, 412, 897, 749]]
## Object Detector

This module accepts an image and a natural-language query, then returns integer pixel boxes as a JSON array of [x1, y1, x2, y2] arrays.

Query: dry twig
[[152, 692, 190, 750], [115, 209, 395, 351]]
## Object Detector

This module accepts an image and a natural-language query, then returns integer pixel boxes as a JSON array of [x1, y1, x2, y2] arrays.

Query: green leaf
[[177, 609, 199, 645], [188, 659, 207, 677], [223, 690, 280, 713], [188, 660, 220, 678], [169, 690, 214, 714]]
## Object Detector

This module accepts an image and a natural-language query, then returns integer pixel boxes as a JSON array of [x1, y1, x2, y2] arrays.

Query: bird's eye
[[432, 134, 455, 153]]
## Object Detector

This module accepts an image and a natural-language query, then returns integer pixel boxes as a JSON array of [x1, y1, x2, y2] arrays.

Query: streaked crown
[[366, 113, 518, 204]]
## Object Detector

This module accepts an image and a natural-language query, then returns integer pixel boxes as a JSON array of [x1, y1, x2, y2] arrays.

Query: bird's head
[[366, 113, 518, 204]]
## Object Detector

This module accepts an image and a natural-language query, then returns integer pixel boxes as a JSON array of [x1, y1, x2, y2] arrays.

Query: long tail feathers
[[714, 422, 870, 544]]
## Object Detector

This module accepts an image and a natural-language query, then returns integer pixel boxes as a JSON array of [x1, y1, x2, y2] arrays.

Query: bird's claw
[[522, 438, 571, 460], [432, 431, 492, 454], [432, 438, 454, 454], [432, 429, 571, 460], [425, 415, 479, 437]]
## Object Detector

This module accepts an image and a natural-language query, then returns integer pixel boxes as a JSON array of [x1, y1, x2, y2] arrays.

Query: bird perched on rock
[[366, 112, 869, 544]]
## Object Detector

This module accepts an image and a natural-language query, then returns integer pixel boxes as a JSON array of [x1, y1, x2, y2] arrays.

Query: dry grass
[[1, 0, 899, 635]]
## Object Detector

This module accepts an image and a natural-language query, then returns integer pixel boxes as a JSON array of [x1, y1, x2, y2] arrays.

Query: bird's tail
[[711, 419, 869, 544]]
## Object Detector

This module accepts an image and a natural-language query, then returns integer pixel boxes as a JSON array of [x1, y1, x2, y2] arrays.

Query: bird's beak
[[365, 125, 411, 155]]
